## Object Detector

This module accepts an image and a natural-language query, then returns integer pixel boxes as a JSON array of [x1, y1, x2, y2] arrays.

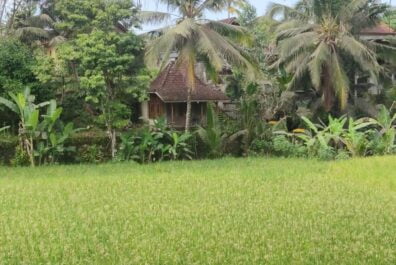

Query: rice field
[[0, 156, 395, 264]]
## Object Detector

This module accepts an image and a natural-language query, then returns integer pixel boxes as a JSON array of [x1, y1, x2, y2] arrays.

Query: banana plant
[[0, 89, 78, 166], [326, 116, 347, 146], [118, 133, 139, 162], [341, 118, 375, 157], [296, 116, 328, 150], [0, 126, 9, 133], [197, 103, 229, 158], [366, 106, 396, 154], [0, 88, 49, 167], [167, 132, 193, 161], [36, 100, 81, 165]]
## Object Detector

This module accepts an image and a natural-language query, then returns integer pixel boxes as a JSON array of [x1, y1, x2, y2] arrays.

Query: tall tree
[[268, 0, 390, 111], [56, 0, 148, 158], [142, 0, 258, 131]]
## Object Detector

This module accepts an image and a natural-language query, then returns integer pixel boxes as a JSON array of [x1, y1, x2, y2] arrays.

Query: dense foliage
[[0, 0, 395, 167]]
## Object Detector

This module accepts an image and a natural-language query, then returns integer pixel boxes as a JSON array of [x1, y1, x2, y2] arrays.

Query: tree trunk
[[26, 137, 35, 167], [0, 0, 8, 29], [185, 88, 192, 132], [322, 66, 334, 111], [182, 41, 196, 132], [109, 128, 117, 159], [6, 0, 21, 35]]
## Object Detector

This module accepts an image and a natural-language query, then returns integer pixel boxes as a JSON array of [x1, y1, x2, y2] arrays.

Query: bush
[[316, 146, 336, 161], [117, 119, 194, 163], [11, 145, 30, 167], [272, 135, 307, 158], [66, 130, 110, 164], [0, 135, 18, 165], [77, 144, 105, 164], [335, 150, 351, 160], [248, 138, 271, 156]]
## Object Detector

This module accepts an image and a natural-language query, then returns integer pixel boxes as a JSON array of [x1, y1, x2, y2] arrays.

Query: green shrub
[[317, 146, 336, 161], [77, 144, 105, 164], [117, 119, 194, 164], [272, 135, 307, 158], [66, 131, 109, 163], [248, 138, 273, 156], [335, 150, 351, 160], [0, 135, 18, 165], [11, 145, 30, 167]]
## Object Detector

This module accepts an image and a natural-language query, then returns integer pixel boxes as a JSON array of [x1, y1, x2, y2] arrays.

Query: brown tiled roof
[[361, 23, 396, 35], [218, 17, 240, 25], [150, 62, 229, 103]]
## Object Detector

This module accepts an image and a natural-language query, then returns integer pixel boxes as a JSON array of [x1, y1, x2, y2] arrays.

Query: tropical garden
[[0, 0, 395, 165], [0, 0, 396, 264]]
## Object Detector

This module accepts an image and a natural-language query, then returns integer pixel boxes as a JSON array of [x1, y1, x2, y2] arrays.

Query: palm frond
[[197, 0, 229, 14], [138, 11, 175, 25], [286, 53, 311, 90], [145, 29, 180, 68], [284, 50, 311, 73], [49, 35, 66, 47], [278, 31, 317, 62], [15, 27, 49, 39], [276, 23, 316, 42], [197, 27, 259, 79], [196, 27, 225, 71], [339, 0, 368, 22], [330, 52, 349, 110], [25, 14, 54, 27], [338, 34, 380, 74], [308, 42, 330, 89], [266, 2, 309, 22], [204, 20, 252, 46], [145, 19, 197, 68]]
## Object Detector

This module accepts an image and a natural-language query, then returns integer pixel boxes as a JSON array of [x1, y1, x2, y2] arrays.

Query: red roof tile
[[361, 23, 396, 35], [150, 62, 229, 103]]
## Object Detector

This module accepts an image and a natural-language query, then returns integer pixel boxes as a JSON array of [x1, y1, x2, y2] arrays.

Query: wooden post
[[171, 104, 174, 124]]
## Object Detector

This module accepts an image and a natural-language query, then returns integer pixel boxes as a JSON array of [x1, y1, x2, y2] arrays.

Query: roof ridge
[[159, 62, 174, 90]]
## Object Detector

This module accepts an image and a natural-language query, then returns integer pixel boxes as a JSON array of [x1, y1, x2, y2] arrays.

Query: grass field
[[0, 157, 395, 265]]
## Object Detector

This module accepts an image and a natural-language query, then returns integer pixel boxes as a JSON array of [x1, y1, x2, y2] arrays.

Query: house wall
[[165, 102, 207, 128], [145, 94, 215, 128], [148, 94, 165, 119]]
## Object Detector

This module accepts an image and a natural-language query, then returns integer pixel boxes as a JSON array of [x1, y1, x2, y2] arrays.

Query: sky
[[137, 0, 298, 33]]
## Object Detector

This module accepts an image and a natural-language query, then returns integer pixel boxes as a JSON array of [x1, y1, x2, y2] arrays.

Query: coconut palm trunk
[[182, 41, 196, 132], [322, 65, 334, 111], [185, 88, 192, 132]]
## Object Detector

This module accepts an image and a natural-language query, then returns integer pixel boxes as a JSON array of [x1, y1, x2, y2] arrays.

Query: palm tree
[[142, 0, 258, 131], [226, 0, 247, 18], [11, 1, 65, 50], [268, 0, 388, 111], [14, 14, 65, 49]]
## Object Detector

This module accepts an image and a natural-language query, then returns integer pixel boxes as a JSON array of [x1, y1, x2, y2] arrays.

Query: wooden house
[[141, 62, 229, 128]]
